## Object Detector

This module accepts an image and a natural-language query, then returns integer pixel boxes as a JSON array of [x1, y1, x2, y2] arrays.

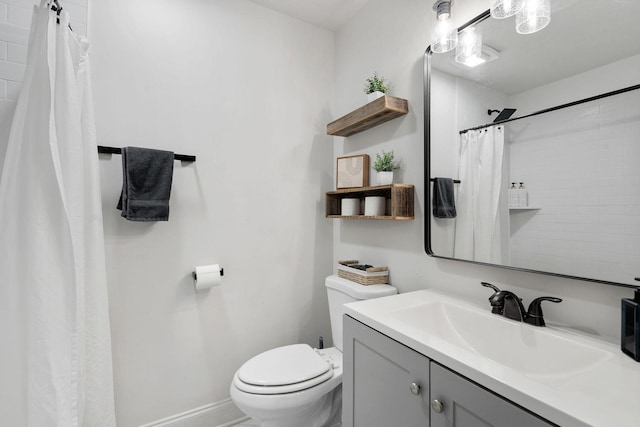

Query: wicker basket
[[337, 260, 389, 285]]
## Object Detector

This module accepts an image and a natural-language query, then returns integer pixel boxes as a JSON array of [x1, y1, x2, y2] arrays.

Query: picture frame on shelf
[[336, 154, 369, 189]]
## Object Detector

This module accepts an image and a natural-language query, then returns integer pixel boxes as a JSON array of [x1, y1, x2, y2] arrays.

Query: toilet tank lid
[[325, 275, 397, 299]]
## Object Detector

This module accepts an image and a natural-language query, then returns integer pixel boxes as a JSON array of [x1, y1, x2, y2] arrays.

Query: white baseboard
[[139, 398, 249, 427]]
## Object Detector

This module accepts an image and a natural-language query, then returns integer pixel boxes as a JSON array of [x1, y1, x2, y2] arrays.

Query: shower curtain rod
[[458, 83, 640, 135], [97, 146, 197, 162]]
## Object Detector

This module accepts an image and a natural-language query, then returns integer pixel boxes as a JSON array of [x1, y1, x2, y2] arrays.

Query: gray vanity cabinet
[[430, 363, 554, 427], [343, 316, 430, 427], [344, 316, 555, 427]]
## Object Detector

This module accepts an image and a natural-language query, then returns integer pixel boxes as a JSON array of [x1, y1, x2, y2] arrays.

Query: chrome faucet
[[481, 282, 562, 327]]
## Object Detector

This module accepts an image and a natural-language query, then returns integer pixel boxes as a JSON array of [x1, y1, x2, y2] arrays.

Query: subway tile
[[7, 41, 25, 63], [0, 58, 24, 81], [7, 4, 31, 29], [0, 3, 7, 23], [62, 0, 88, 7], [1, 0, 38, 6], [63, 2, 86, 24], [0, 79, 6, 98], [70, 21, 85, 36], [233, 419, 260, 426], [0, 40, 6, 59], [6, 79, 19, 99], [0, 21, 30, 44]]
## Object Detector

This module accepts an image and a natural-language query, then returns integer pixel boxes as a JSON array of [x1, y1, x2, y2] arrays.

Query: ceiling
[[431, 0, 640, 95], [248, 0, 371, 31]]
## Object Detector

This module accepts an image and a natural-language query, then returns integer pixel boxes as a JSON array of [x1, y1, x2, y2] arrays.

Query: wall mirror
[[425, 0, 640, 287]]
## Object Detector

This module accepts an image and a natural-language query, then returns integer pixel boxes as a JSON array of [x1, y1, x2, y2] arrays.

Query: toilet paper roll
[[341, 198, 361, 216], [364, 196, 386, 216], [194, 264, 222, 291]]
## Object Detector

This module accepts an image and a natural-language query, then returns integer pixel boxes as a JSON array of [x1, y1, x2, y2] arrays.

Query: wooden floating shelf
[[327, 95, 409, 137], [326, 184, 415, 220]]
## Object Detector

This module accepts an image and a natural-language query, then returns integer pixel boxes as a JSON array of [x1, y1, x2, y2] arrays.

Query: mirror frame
[[423, 10, 636, 289]]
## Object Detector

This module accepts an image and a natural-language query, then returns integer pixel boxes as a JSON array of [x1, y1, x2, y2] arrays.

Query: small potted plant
[[363, 72, 389, 102], [373, 150, 400, 185]]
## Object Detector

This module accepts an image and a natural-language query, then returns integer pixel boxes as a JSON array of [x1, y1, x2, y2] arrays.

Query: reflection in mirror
[[425, 1, 640, 287]]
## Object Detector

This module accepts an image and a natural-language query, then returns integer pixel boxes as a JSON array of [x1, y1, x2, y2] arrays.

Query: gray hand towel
[[432, 177, 457, 218], [117, 147, 175, 221]]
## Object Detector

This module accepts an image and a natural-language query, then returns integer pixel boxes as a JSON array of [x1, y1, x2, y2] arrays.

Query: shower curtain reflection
[[454, 126, 510, 264]]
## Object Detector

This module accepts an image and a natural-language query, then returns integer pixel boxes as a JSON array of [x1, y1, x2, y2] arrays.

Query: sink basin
[[387, 299, 612, 379], [343, 289, 639, 427]]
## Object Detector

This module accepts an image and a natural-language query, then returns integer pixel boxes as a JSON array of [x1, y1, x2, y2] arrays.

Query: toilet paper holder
[[192, 267, 224, 280]]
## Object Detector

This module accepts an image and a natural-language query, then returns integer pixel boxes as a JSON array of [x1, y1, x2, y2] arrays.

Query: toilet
[[230, 275, 397, 427]]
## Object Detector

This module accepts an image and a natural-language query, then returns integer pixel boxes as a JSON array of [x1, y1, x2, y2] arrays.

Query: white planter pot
[[367, 91, 385, 102], [376, 171, 394, 185]]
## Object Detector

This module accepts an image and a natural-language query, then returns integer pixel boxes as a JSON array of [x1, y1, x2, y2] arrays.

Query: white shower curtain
[[0, 2, 115, 426], [454, 126, 510, 264]]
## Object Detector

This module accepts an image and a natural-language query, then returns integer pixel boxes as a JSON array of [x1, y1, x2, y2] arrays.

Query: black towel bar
[[97, 145, 196, 162], [430, 178, 461, 184]]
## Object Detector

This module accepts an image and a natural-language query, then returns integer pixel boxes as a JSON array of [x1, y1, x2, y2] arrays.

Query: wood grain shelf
[[326, 184, 414, 220], [327, 95, 409, 137]]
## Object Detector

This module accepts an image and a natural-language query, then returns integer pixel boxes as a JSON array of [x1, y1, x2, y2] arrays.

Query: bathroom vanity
[[342, 290, 640, 427], [343, 317, 551, 427]]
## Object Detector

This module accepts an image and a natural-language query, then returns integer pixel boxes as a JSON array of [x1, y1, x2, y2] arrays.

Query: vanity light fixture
[[451, 45, 499, 69], [490, 0, 523, 19], [516, 0, 550, 34], [431, 0, 458, 53], [455, 26, 482, 67]]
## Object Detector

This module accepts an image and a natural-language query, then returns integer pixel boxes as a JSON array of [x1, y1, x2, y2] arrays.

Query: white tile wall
[[0, 0, 87, 169], [509, 89, 640, 284], [0, 0, 87, 101]]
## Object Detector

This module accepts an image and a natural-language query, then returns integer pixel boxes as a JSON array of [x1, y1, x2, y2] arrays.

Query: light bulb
[[455, 26, 482, 66], [516, 0, 550, 34], [431, 19, 458, 53], [490, 0, 524, 19]]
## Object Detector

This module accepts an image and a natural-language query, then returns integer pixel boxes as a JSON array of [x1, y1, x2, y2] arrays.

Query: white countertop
[[343, 289, 640, 427]]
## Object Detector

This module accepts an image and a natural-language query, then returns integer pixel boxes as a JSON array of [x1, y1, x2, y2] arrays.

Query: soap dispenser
[[518, 182, 528, 207], [509, 182, 518, 208], [621, 280, 640, 362]]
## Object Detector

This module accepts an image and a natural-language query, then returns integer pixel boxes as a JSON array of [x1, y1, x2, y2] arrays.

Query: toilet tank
[[325, 275, 397, 352]]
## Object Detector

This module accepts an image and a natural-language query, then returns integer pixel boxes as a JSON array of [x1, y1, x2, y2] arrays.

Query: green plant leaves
[[363, 72, 389, 94], [373, 150, 400, 172]]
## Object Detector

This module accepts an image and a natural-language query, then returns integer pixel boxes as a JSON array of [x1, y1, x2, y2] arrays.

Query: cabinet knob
[[431, 399, 444, 413], [409, 382, 421, 396]]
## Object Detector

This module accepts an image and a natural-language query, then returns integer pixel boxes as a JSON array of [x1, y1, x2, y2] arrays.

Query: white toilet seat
[[234, 344, 335, 395]]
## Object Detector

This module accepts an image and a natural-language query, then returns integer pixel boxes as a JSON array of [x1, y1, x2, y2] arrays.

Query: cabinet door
[[430, 362, 554, 427], [343, 316, 430, 427]]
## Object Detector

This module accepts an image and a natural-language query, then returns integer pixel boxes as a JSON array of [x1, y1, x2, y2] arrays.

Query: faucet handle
[[525, 296, 562, 327], [481, 282, 501, 294], [481, 282, 504, 315]]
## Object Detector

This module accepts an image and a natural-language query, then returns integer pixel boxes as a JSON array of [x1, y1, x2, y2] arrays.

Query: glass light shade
[[431, 19, 458, 53], [455, 26, 482, 66], [434, 0, 452, 21], [516, 0, 550, 34], [490, 0, 523, 19]]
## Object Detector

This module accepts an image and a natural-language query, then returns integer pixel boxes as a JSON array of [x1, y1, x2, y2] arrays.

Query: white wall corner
[[138, 398, 248, 427]]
